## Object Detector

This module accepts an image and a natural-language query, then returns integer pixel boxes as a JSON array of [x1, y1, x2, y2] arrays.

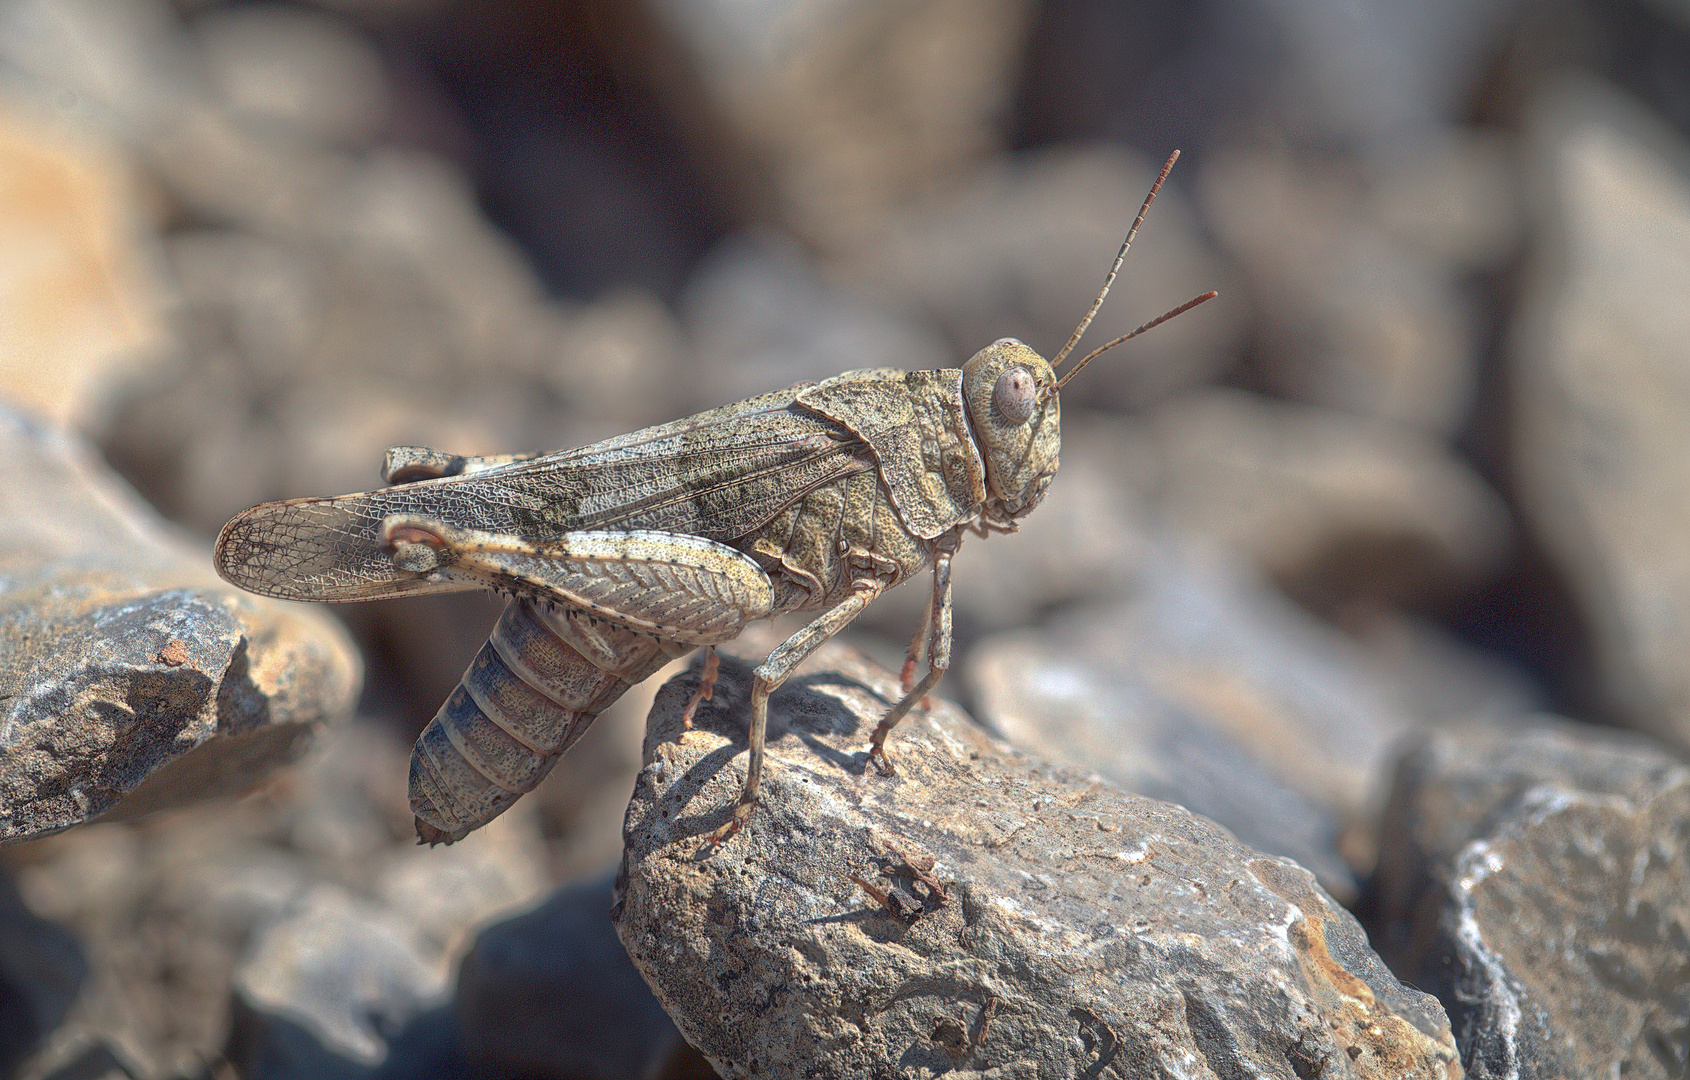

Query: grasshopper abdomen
[[409, 598, 688, 843]]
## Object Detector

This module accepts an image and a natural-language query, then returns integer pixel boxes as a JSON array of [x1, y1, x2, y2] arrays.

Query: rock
[[1014, 0, 1520, 151], [190, 5, 389, 146], [456, 873, 704, 1080], [1371, 718, 1690, 1080], [231, 885, 456, 1074], [1135, 390, 1511, 609], [1201, 145, 1482, 434], [681, 232, 952, 408], [1361, 129, 1524, 271], [642, 0, 1036, 250], [834, 144, 1246, 411], [0, 409, 360, 844], [966, 542, 1532, 900], [0, 872, 85, 1074], [6, 812, 295, 1079], [615, 644, 1462, 1078], [1512, 79, 1690, 751], [0, 711, 546, 1080], [225, 729, 550, 1077], [0, 89, 169, 429], [229, 884, 450, 1073]]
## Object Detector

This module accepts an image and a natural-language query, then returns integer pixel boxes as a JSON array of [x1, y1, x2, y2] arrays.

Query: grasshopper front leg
[[870, 551, 953, 776], [711, 579, 885, 844]]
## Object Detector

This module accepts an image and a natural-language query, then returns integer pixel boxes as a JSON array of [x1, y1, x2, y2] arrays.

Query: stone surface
[[1135, 390, 1511, 609], [228, 765, 550, 1076], [643, 0, 1036, 251], [0, 408, 360, 844], [1512, 79, 1690, 751], [1372, 718, 1690, 1080], [0, 86, 168, 432], [3, 711, 557, 1079], [616, 644, 1462, 1079], [229, 884, 451, 1071], [1014, 0, 1522, 151], [456, 873, 704, 1080], [967, 543, 1531, 901], [1201, 145, 1482, 435]]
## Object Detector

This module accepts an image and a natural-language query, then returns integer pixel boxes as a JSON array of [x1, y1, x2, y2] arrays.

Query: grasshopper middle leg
[[870, 552, 953, 776], [710, 580, 884, 844], [680, 645, 719, 730]]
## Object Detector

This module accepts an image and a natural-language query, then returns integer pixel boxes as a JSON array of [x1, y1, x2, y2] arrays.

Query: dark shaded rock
[[0, 873, 85, 1074], [0, 409, 360, 843], [1372, 718, 1690, 1080], [615, 645, 1461, 1079], [456, 873, 703, 1080], [1512, 79, 1690, 752]]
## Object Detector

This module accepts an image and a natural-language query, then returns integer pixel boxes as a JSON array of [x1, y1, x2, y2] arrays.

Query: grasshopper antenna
[[1052, 290, 1218, 391], [1049, 148, 1183, 373]]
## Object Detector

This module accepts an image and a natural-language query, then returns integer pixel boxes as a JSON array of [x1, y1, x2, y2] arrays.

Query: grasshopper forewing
[[215, 150, 1216, 845]]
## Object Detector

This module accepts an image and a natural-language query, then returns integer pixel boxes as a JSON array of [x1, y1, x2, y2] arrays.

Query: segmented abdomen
[[409, 599, 690, 843]]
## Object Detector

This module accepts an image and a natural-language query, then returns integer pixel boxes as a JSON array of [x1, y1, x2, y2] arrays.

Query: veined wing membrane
[[215, 393, 869, 602]]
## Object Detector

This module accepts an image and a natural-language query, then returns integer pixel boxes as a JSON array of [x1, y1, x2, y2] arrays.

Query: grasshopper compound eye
[[993, 366, 1038, 424]]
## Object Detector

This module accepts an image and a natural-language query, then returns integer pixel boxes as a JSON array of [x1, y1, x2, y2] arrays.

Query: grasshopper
[[214, 151, 1214, 845]]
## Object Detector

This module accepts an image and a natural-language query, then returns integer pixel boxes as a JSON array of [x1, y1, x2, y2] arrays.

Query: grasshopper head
[[962, 338, 1060, 526], [963, 152, 1217, 532]]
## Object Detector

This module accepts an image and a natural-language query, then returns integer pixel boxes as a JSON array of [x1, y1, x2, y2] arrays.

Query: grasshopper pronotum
[[215, 151, 1214, 845]]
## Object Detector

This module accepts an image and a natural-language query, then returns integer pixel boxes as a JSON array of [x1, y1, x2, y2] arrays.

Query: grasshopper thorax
[[962, 338, 1059, 526]]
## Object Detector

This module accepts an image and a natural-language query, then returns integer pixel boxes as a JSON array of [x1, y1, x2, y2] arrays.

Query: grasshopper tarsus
[[212, 152, 1212, 846], [709, 800, 753, 846]]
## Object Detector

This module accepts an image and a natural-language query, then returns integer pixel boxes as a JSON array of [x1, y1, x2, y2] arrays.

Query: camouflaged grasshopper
[[214, 151, 1214, 845]]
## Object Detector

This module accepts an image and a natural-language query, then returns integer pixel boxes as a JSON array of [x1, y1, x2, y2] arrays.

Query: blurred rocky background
[[0, 0, 1686, 1076]]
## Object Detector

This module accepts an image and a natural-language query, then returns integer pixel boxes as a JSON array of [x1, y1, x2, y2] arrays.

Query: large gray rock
[[615, 645, 1462, 1079], [968, 542, 1531, 901], [1372, 718, 1690, 1080], [642, 0, 1036, 251], [834, 145, 1247, 412], [0, 409, 360, 843], [1201, 146, 1487, 435], [1133, 390, 1511, 607], [1512, 79, 1690, 752]]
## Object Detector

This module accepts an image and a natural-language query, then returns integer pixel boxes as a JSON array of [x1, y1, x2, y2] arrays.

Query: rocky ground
[[1, 0, 1688, 1077]]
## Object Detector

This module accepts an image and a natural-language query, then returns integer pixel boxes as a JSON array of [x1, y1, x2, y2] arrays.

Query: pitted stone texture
[[1373, 719, 1690, 1080], [0, 409, 360, 843], [615, 645, 1462, 1080]]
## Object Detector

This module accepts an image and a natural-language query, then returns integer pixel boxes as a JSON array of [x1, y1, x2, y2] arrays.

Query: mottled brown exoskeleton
[[214, 151, 1214, 845]]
